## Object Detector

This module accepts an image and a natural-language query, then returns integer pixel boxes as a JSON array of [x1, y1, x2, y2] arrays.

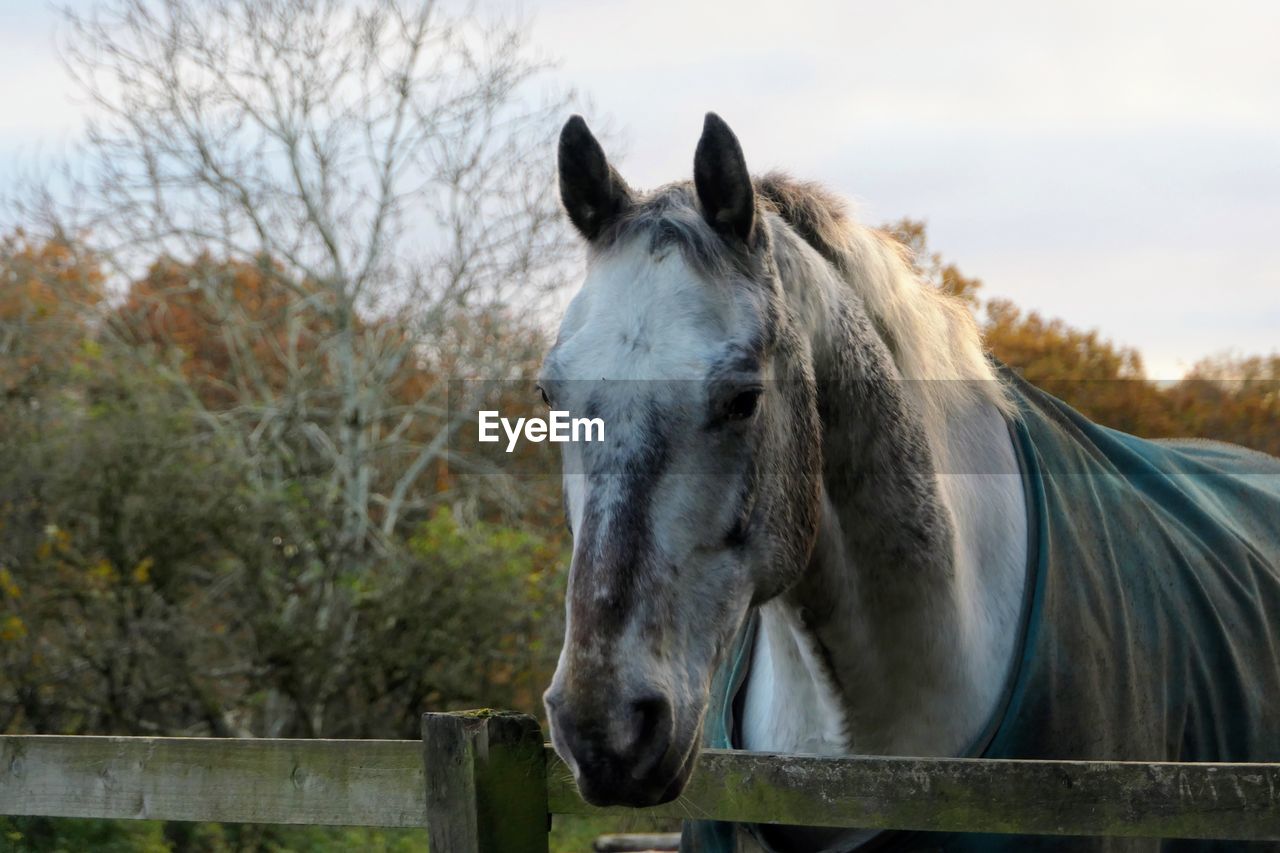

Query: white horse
[[541, 113, 1280, 853]]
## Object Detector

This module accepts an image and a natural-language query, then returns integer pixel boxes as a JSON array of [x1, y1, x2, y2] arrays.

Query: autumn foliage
[[117, 255, 336, 408], [2, 225, 1277, 748], [0, 234, 567, 750], [886, 220, 1280, 457], [0, 232, 105, 396]]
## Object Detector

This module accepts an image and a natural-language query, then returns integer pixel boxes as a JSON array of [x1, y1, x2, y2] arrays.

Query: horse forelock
[[595, 183, 766, 285], [587, 175, 1006, 402]]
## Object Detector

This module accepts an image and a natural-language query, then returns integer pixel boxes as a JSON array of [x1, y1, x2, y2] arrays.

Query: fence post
[[422, 710, 549, 853]]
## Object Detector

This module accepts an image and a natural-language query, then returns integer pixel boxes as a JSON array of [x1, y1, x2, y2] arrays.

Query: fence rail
[[3, 711, 1280, 851], [0, 734, 425, 828]]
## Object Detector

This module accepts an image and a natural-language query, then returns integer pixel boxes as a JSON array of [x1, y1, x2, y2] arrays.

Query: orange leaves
[[117, 254, 329, 408], [0, 232, 106, 395], [0, 615, 25, 643], [981, 298, 1185, 438], [886, 220, 1279, 455], [984, 298, 1146, 380], [982, 300, 1280, 454], [1172, 355, 1280, 456], [0, 232, 104, 318], [0, 568, 20, 600], [882, 218, 983, 306], [27, 523, 155, 592], [1, 561, 28, 646]]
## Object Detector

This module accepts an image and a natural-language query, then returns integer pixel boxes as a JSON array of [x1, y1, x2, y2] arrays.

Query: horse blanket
[[683, 368, 1280, 852]]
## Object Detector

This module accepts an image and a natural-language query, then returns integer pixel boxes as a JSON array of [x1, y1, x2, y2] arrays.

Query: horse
[[539, 113, 1280, 852]]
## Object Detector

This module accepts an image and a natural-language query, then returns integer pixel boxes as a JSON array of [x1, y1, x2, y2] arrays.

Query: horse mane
[[755, 172, 1014, 430], [599, 174, 1012, 439]]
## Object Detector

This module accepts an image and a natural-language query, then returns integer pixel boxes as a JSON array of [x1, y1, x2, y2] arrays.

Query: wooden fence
[[3, 710, 1279, 851]]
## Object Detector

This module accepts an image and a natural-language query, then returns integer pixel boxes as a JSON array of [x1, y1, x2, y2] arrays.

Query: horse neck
[[741, 226, 1028, 759]]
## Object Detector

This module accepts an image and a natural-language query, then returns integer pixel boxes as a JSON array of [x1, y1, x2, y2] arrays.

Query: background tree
[[2, 0, 575, 765], [22, 0, 573, 560], [883, 218, 983, 306], [0, 2, 622, 849], [1174, 354, 1280, 456], [3, 0, 576, 766], [980, 297, 1181, 437], [0, 232, 104, 398], [886, 220, 1277, 454]]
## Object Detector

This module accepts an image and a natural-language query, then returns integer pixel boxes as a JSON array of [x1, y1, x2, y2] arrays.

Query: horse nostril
[[627, 694, 673, 777], [630, 695, 669, 743]]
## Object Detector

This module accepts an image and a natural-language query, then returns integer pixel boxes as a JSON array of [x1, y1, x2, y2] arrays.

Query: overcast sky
[[3, 0, 1277, 377]]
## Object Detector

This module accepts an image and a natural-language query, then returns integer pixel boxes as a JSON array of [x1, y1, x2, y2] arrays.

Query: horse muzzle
[[545, 688, 696, 807]]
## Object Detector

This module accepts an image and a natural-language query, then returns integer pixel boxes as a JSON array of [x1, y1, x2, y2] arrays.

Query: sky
[[3, 0, 1278, 377]]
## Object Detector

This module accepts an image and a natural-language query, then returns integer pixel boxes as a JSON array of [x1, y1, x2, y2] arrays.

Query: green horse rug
[[685, 368, 1280, 853]]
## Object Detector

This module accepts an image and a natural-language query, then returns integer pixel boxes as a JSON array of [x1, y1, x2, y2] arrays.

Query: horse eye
[[536, 384, 551, 407], [723, 387, 762, 421]]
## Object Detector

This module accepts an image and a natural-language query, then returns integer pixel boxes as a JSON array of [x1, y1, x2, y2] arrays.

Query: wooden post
[[422, 710, 549, 853]]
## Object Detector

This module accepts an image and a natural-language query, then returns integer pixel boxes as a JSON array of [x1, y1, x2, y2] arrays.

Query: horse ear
[[693, 112, 755, 243], [559, 115, 633, 241]]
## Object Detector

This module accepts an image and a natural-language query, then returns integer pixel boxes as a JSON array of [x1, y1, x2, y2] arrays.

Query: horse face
[[542, 115, 822, 807]]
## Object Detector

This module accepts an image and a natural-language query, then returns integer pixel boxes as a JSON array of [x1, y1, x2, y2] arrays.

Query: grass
[[0, 816, 682, 852]]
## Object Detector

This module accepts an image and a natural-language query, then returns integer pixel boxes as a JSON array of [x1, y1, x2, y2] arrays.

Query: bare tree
[[1, 0, 577, 745], [24, 0, 572, 559]]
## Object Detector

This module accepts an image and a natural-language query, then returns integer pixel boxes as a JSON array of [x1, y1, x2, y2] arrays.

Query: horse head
[[541, 113, 824, 807]]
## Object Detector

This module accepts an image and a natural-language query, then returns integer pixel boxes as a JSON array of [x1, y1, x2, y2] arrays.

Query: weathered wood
[[4, 733, 1280, 842], [547, 748, 1280, 841], [0, 736, 424, 827], [422, 711, 548, 853]]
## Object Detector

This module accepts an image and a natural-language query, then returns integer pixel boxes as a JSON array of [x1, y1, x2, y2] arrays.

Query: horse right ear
[[693, 112, 755, 243], [559, 116, 633, 241]]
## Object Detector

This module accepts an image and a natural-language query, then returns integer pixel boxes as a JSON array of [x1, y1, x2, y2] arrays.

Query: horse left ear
[[559, 115, 633, 241], [694, 112, 755, 243]]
